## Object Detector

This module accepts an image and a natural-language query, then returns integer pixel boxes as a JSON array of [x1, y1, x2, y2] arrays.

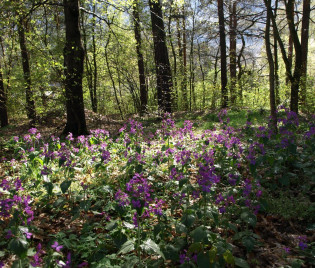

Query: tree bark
[[17, 17, 36, 125], [0, 56, 8, 127], [285, 0, 302, 114], [149, 0, 172, 113], [300, 0, 310, 106], [133, 0, 147, 115], [229, 0, 237, 105], [265, 4, 277, 133], [218, 0, 228, 108], [274, 0, 280, 105], [63, 0, 88, 136], [286, 0, 294, 85]]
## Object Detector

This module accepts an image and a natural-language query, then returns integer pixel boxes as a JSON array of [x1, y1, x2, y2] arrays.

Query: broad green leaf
[[118, 240, 135, 255], [60, 180, 72, 193], [197, 252, 210, 268], [235, 257, 250, 268], [8, 238, 28, 258], [141, 239, 165, 260], [191, 226, 207, 243]]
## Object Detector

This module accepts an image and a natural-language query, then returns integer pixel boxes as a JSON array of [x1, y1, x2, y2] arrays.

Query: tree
[[265, 0, 277, 132], [229, 0, 237, 105], [133, 0, 147, 115], [300, 0, 310, 106], [18, 16, 36, 125], [63, 0, 88, 135], [149, 0, 172, 113], [0, 55, 8, 127], [218, 0, 228, 108]]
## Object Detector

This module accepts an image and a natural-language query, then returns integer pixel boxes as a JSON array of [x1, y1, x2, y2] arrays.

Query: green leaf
[[240, 211, 257, 227], [60, 180, 72, 194], [223, 250, 234, 265], [80, 200, 91, 211], [176, 222, 187, 234], [188, 242, 203, 254], [163, 244, 179, 261], [8, 238, 28, 258], [141, 239, 165, 260], [242, 236, 256, 252], [191, 226, 207, 243], [43, 182, 54, 195], [179, 178, 189, 189], [197, 252, 210, 268], [181, 213, 196, 228], [118, 240, 135, 255], [235, 257, 250, 268], [209, 246, 217, 263]]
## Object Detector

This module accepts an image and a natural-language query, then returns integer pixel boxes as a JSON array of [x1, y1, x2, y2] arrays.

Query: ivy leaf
[[118, 240, 135, 255], [141, 239, 165, 260]]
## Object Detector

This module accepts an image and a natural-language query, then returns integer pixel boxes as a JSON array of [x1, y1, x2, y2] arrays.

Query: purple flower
[[115, 189, 130, 207], [298, 236, 308, 250], [14, 178, 23, 191], [284, 247, 290, 254], [52, 241, 63, 252], [101, 150, 111, 164], [30, 243, 44, 267], [29, 128, 37, 135], [78, 262, 89, 267], [133, 212, 138, 227], [5, 229, 13, 239]]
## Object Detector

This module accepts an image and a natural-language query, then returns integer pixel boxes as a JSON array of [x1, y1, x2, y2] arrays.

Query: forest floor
[[0, 108, 314, 267]]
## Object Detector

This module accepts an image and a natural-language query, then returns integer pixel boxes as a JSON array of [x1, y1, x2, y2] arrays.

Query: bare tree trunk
[[63, 0, 88, 135], [274, 0, 280, 105], [229, 0, 237, 105], [168, 5, 178, 111], [0, 56, 8, 127], [105, 37, 124, 120], [300, 0, 310, 107], [237, 34, 245, 104], [133, 0, 147, 115], [265, 5, 277, 133], [285, 0, 302, 114], [92, 3, 98, 113], [197, 41, 206, 109], [18, 17, 36, 125], [218, 0, 228, 108], [189, 5, 196, 111], [286, 0, 294, 86], [149, 0, 172, 113]]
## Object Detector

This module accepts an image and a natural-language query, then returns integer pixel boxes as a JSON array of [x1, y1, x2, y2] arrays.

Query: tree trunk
[[265, 5, 277, 133], [149, 0, 172, 113], [218, 0, 228, 108], [300, 0, 310, 106], [133, 0, 147, 115], [198, 42, 206, 109], [0, 56, 8, 127], [229, 0, 237, 105], [63, 0, 88, 136], [168, 6, 178, 111], [237, 34, 245, 104], [285, 0, 302, 114], [286, 0, 294, 85], [92, 3, 98, 113], [274, 0, 280, 105], [17, 17, 36, 125]]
